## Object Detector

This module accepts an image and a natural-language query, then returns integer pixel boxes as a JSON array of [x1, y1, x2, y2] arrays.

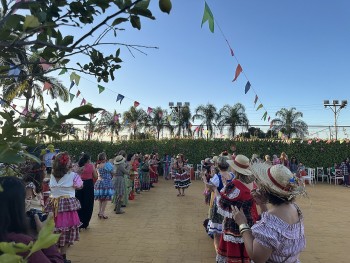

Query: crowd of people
[[0, 146, 192, 263], [201, 151, 307, 263]]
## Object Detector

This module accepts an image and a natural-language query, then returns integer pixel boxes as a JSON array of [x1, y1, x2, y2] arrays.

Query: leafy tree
[[170, 105, 192, 137], [147, 107, 172, 139], [217, 103, 249, 138], [123, 106, 146, 140], [0, 0, 172, 83], [271, 107, 308, 138], [192, 103, 218, 140]]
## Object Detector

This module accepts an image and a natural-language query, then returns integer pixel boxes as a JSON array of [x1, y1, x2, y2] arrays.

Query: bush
[[51, 139, 350, 169]]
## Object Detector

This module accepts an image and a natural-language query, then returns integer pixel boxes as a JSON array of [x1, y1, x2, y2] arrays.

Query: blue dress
[[94, 162, 115, 200]]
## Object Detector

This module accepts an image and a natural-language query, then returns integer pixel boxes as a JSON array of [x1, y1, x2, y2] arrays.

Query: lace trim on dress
[[227, 188, 240, 199], [216, 196, 233, 218], [223, 233, 244, 243]]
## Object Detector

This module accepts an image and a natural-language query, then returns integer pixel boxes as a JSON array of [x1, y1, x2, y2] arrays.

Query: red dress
[[149, 160, 158, 184], [216, 180, 259, 263]]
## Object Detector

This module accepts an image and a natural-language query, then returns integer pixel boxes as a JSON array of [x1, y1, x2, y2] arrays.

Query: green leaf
[[23, 15, 40, 30], [0, 253, 24, 263], [130, 16, 141, 30], [135, 0, 150, 9], [61, 35, 74, 46], [130, 7, 154, 19], [58, 68, 67, 75], [111, 17, 128, 26], [159, 0, 172, 14], [61, 105, 104, 121], [28, 217, 60, 256]]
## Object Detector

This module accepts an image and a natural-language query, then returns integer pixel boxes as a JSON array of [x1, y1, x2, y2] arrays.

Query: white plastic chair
[[316, 167, 328, 183], [302, 168, 315, 186], [194, 164, 203, 180], [329, 169, 344, 185]]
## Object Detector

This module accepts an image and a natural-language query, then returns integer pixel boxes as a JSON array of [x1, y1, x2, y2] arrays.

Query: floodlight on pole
[[324, 99, 347, 140]]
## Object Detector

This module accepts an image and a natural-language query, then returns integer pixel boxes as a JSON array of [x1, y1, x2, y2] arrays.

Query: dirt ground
[[70, 178, 350, 263]]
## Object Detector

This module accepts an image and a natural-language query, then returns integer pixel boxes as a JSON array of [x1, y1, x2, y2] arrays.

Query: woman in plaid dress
[[45, 152, 83, 263]]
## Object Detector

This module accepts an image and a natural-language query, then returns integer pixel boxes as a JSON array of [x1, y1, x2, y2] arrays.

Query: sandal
[[177, 193, 181, 196], [101, 215, 108, 219]]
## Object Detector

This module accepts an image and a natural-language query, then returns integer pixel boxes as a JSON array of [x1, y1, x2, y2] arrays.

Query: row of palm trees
[[90, 104, 308, 142]]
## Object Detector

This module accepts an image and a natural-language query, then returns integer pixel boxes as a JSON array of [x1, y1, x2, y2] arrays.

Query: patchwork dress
[[45, 172, 82, 247], [216, 180, 259, 263]]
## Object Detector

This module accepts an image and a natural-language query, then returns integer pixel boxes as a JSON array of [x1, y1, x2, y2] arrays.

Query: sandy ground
[[70, 178, 350, 263]]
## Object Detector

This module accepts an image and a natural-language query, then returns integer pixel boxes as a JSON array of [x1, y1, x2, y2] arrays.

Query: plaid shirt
[[340, 162, 349, 176]]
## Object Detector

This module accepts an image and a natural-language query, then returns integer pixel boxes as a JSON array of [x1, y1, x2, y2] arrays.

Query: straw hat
[[114, 155, 125, 165], [212, 156, 219, 163], [226, 154, 252, 176], [204, 157, 214, 164], [250, 163, 305, 199]]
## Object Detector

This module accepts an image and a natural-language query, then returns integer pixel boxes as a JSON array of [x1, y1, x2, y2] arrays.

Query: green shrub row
[[50, 139, 350, 169]]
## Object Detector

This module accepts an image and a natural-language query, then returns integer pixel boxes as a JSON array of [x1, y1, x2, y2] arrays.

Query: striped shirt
[[251, 204, 306, 263]]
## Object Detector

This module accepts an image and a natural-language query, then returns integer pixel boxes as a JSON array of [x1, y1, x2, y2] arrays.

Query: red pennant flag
[[270, 121, 273, 128], [147, 107, 153, 115], [80, 98, 86, 106], [232, 64, 242, 82], [76, 90, 81, 98], [22, 108, 28, 115], [134, 101, 140, 108], [12, 104, 17, 109], [43, 82, 52, 91], [158, 111, 163, 118], [40, 58, 52, 71]]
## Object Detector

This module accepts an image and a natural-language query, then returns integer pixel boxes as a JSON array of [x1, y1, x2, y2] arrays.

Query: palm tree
[[271, 107, 308, 138], [123, 106, 147, 140], [97, 111, 122, 142], [217, 103, 249, 138], [147, 107, 173, 139], [192, 103, 218, 140], [2, 53, 69, 135], [170, 106, 192, 137]]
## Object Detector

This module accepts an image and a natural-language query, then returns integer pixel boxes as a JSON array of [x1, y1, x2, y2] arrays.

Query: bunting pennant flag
[[256, 104, 263, 111], [69, 81, 75, 90], [39, 58, 51, 71], [0, 99, 4, 106], [114, 115, 119, 122], [201, 2, 214, 33], [76, 90, 81, 98], [225, 40, 234, 56], [98, 85, 105, 94], [43, 82, 52, 91], [12, 104, 17, 109], [31, 112, 36, 118], [194, 127, 200, 132], [69, 93, 75, 102], [244, 81, 251, 94], [8, 65, 21, 81], [268, 116, 271, 122], [232, 64, 242, 82], [134, 101, 140, 108], [124, 120, 129, 126], [254, 95, 258, 106], [262, 111, 267, 121], [158, 111, 163, 118], [147, 107, 153, 115], [70, 72, 81, 85], [58, 68, 67, 75], [116, 94, 124, 104], [80, 98, 86, 106]]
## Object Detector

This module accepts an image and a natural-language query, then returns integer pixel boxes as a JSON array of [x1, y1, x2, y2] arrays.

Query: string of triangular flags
[[201, 1, 272, 126]]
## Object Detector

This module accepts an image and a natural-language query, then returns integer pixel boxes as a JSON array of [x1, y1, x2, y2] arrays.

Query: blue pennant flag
[[116, 94, 125, 104], [69, 81, 75, 91], [245, 81, 251, 94]]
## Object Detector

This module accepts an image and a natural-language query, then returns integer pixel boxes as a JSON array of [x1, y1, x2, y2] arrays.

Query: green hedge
[[48, 139, 350, 169], [48, 139, 350, 170]]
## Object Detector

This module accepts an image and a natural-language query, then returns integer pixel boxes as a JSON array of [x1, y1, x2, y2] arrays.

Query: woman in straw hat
[[231, 163, 306, 263], [202, 156, 235, 255], [112, 155, 128, 214], [216, 154, 260, 263]]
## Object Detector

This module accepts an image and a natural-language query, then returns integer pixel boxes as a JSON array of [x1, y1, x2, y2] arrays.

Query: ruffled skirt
[[94, 178, 115, 200], [174, 172, 191, 189]]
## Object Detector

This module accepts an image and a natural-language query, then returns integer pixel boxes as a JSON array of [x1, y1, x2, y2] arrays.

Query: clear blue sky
[[41, 0, 350, 138]]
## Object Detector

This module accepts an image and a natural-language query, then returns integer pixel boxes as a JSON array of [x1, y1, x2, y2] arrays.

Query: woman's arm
[[92, 165, 98, 179]]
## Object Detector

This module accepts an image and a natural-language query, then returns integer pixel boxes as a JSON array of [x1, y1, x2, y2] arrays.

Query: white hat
[[114, 155, 125, 165], [250, 163, 305, 199], [226, 154, 252, 176]]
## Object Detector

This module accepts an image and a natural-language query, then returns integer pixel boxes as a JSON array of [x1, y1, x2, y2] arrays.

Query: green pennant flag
[[256, 104, 263, 111], [262, 111, 267, 121], [69, 93, 75, 102], [98, 85, 105, 94], [201, 2, 214, 33], [70, 72, 81, 85], [59, 68, 67, 75]]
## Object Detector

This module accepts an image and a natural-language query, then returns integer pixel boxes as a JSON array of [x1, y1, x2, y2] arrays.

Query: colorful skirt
[[134, 174, 140, 190], [208, 197, 223, 235], [94, 179, 115, 200], [173, 172, 191, 189], [150, 169, 158, 184], [216, 239, 250, 263], [45, 196, 81, 247]]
